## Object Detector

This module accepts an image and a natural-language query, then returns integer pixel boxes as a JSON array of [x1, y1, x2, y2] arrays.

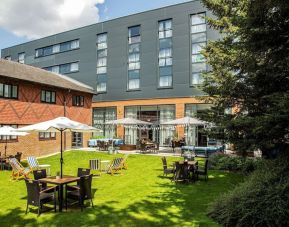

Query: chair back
[[33, 169, 47, 180], [8, 158, 23, 171], [27, 156, 39, 169], [112, 158, 123, 168], [25, 179, 41, 206], [15, 152, 22, 162], [161, 157, 168, 169], [77, 168, 91, 177], [89, 159, 101, 170], [79, 174, 93, 200]]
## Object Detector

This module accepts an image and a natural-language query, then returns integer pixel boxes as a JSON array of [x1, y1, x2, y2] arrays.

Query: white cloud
[[0, 0, 105, 39]]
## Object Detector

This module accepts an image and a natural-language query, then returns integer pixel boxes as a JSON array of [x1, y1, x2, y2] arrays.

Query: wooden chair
[[89, 159, 101, 176], [161, 157, 174, 176], [195, 159, 209, 181], [8, 158, 31, 180], [107, 158, 124, 175], [25, 178, 56, 216], [65, 174, 94, 211]]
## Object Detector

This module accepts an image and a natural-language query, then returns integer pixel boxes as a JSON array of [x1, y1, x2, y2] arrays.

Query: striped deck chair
[[89, 159, 101, 176], [107, 158, 124, 175], [8, 158, 31, 180], [121, 154, 129, 170], [27, 156, 51, 175]]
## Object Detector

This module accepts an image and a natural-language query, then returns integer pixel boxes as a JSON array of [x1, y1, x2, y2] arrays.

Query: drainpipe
[[63, 89, 71, 150]]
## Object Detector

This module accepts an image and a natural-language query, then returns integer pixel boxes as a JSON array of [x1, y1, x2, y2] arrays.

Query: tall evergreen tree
[[201, 0, 289, 157]]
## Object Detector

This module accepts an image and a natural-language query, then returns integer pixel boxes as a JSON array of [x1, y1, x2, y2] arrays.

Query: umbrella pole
[[4, 137, 7, 157], [60, 129, 63, 178]]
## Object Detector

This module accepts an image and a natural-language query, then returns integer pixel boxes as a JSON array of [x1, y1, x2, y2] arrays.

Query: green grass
[[0, 151, 244, 227]]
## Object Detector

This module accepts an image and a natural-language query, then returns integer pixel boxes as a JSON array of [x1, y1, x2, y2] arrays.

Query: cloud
[[0, 0, 105, 39]]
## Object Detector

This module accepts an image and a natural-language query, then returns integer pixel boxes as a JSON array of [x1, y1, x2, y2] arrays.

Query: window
[[93, 107, 117, 138], [159, 20, 172, 39], [39, 132, 56, 140], [158, 19, 173, 88], [35, 39, 79, 57], [44, 62, 79, 74], [191, 13, 207, 85], [18, 53, 25, 64], [41, 90, 56, 103], [4, 56, 11, 61], [72, 95, 84, 107], [0, 83, 18, 99], [127, 26, 141, 90], [0, 124, 18, 141], [96, 74, 107, 93], [128, 26, 141, 44], [96, 33, 108, 93]]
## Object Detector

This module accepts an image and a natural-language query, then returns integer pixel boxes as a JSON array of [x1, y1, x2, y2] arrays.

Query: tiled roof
[[0, 59, 95, 94]]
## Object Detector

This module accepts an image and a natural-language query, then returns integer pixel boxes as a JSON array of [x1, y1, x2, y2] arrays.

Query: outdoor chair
[[107, 158, 124, 175], [98, 141, 108, 151], [27, 156, 51, 175], [8, 158, 31, 180], [65, 174, 94, 211], [121, 154, 129, 169], [89, 159, 101, 176], [195, 159, 209, 181], [161, 157, 174, 176], [66, 168, 91, 191], [15, 152, 22, 162], [33, 169, 58, 193], [25, 178, 56, 216]]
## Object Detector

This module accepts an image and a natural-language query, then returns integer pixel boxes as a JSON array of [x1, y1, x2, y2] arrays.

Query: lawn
[[0, 151, 244, 227]]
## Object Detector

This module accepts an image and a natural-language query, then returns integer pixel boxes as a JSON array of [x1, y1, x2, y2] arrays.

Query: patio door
[[72, 132, 83, 148]]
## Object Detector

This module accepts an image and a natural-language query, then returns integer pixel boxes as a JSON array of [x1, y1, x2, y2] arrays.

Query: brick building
[[0, 59, 94, 158]]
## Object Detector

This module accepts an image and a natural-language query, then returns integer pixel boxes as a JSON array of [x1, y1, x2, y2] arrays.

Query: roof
[[0, 59, 95, 94]]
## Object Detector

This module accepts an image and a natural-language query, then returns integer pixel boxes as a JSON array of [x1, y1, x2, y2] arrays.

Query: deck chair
[[27, 156, 51, 175], [107, 158, 124, 175], [121, 154, 129, 170], [89, 159, 101, 176], [8, 158, 32, 180]]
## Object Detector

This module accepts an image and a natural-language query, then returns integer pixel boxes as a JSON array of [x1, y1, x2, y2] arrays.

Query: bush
[[208, 153, 289, 227], [209, 154, 260, 174]]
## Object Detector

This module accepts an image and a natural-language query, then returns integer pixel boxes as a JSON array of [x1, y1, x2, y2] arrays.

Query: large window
[[0, 83, 18, 99], [72, 95, 84, 107], [43, 62, 79, 74], [93, 107, 116, 138], [158, 19, 173, 87], [41, 90, 56, 104], [96, 33, 108, 93], [191, 13, 207, 85], [35, 39, 79, 57], [128, 26, 141, 90], [0, 124, 18, 142], [18, 53, 25, 64]]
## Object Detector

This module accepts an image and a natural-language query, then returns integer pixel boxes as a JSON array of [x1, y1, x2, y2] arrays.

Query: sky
[[0, 0, 191, 54]]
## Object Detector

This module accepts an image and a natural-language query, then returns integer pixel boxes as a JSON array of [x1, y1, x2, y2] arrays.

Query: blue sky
[[0, 0, 190, 53]]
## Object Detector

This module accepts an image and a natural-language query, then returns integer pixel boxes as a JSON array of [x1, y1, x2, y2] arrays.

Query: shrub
[[208, 153, 289, 227], [209, 154, 260, 174]]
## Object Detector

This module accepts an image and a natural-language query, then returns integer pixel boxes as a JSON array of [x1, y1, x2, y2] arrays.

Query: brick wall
[[0, 77, 93, 158]]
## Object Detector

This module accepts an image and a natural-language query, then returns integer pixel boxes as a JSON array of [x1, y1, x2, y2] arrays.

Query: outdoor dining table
[[174, 160, 198, 182], [39, 175, 79, 212]]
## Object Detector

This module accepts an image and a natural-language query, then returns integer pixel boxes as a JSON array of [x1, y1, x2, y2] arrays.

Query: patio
[[0, 150, 243, 226]]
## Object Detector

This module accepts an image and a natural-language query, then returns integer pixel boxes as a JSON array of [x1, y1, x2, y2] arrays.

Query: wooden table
[[39, 175, 79, 212], [174, 161, 198, 182]]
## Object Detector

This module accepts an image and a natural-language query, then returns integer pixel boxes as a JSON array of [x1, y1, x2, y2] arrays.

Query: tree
[[201, 0, 289, 157]]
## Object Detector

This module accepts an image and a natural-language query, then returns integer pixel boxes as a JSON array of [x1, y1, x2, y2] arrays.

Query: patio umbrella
[[0, 126, 28, 157], [17, 117, 99, 178], [161, 116, 208, 145], [106, 118, 152, 145]]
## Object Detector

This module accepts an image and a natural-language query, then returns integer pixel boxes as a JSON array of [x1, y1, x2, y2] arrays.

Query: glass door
[[72, 132, 83, 148]]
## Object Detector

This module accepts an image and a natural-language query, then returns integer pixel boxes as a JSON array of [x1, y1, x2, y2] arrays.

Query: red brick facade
[[0, 77, 93, 158]]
